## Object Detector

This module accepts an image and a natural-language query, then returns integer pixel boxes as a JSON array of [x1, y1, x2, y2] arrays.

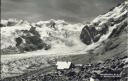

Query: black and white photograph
[[1, 0, 128, 81]]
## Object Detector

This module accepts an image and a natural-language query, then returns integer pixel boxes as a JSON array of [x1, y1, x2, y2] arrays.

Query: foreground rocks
[[1, 56, 128, 81]]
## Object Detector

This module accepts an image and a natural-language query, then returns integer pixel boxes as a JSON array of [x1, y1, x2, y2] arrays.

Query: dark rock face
[[108, 20, 127, 38], [29, 26, 40, 37], [80, 26, 92, 45], [0, 23, 6, 27], [80, 25, 104, 45], [15, 37, 23, 47], [15, 26, 51, 53]]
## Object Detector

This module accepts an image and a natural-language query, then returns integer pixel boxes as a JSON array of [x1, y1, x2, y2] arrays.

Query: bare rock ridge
[[80, 1, 128, 45]]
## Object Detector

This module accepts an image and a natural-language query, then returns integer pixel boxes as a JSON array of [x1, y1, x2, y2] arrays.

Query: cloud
[[1, 0, 125, 23]]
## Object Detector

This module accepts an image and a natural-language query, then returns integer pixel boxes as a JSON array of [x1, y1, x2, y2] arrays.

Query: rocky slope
[[78, 1, 128, 65]]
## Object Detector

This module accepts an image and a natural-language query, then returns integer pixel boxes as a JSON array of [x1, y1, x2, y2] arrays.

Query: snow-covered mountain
[[1, 1, 128, 55], [80, 1, 128, 45], [1, 19, 85, 54], [79, 1, 128, 62]]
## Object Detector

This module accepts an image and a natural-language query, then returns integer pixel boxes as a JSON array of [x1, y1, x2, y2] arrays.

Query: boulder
[[80, 26, 92, 45], [80, 25, 102, 45]]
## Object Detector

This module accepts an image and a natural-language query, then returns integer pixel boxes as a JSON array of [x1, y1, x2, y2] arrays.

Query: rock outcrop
[[14, 26, 51, 52], [80, 25, 102, 45]]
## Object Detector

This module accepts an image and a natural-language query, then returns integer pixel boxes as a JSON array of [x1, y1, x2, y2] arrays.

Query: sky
[[1, 0, 125, 23]]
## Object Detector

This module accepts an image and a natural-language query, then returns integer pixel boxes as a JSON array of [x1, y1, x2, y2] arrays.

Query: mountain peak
[[80, 1, 128, 45]]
